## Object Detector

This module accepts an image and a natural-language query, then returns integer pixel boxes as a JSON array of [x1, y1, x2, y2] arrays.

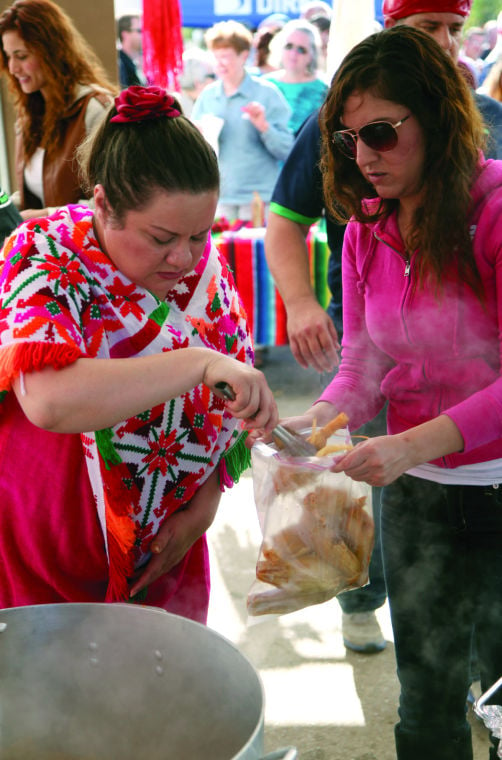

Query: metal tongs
[[215, 382, 317, 457], [474, 676, 502, 757]]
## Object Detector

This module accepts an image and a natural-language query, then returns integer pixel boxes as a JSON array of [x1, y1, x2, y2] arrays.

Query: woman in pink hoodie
[[278, 25, 502, 760]]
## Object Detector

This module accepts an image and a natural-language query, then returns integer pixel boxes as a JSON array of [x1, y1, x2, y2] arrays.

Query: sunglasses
[[332, 114, 411, 159], [284, 42, 309, 55]]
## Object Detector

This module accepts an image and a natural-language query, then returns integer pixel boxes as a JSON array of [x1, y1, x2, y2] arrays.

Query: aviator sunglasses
[[284, 42, 309, 54], [332, 114, 411, 159]]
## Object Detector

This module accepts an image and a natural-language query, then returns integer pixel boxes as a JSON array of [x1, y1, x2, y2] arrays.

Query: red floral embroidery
[[109, 277, 145, 318], [39, 252, 86, 290], [142, 430, 183, 476]]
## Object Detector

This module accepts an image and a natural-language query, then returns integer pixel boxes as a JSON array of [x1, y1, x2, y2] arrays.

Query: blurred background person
[[479, 10, 502, 86], [460, 25, 485, 85], [176, 47, 216, 117], [254, 12, 289, 34], [0, 0, 116, 220], [248, 28, 278, 76], [299, 0, 332, 22], [482, 18, 499, 60], [265, 19, 328, 135], [478, 55, 502, 103], [248, 12, 288, 76], [461, 25, 486, 60], [117, 14, 145, 89], [191, 20, 293, 223], [309, 12, 331, 73]]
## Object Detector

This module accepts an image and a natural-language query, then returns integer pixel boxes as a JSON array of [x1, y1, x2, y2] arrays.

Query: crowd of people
[[0, 0, 502, 759], [461, 9, 502, 88]]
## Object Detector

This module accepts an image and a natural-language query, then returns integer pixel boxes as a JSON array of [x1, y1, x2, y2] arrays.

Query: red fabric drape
[[142, 0, 184, 91]]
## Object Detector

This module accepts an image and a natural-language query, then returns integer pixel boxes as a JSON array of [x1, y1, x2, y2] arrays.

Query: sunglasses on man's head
[[331, 114, 411, 159], [284, 42, 309, 55]]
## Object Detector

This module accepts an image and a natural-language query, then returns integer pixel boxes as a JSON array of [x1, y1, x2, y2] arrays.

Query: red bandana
[[382, 0, 472, 20]]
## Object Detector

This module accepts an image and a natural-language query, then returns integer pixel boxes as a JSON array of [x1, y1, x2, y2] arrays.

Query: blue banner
[[180, 0, 383, 29]]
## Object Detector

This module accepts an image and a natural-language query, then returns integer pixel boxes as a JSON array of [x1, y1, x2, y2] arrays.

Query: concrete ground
[[206, 346, 492, 760]]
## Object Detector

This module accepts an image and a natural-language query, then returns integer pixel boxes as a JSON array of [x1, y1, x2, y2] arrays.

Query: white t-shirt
[[407, 459, 502, 486]]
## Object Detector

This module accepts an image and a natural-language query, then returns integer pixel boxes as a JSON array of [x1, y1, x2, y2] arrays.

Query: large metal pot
[[0, 603, 296, 760]]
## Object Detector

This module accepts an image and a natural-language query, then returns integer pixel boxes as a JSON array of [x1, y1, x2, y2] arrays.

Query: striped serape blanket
[[214, 219, 330, 347]]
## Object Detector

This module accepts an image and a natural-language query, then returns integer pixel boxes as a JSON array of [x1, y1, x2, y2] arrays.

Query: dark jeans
[[337, 408, 387, 615], [381, 475, 502, 760]]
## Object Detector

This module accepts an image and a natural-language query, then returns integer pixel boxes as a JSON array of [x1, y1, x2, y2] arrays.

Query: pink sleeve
[[443, 195, 502, 451], [316, 220, 390, 431]]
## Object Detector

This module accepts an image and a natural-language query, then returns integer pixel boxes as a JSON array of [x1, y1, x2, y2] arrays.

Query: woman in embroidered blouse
[[0, 0, 117, 220], [0, 85, 278, 623], [264, 19, 328, 135]]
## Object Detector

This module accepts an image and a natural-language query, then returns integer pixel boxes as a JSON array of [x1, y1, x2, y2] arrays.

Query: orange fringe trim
[[102, 464, 137, 602], [104, 527, 136, 602], [0, 342, 83, 392]]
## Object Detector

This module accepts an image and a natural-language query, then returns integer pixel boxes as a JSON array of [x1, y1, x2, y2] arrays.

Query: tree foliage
[[466, 0, 501, 28]]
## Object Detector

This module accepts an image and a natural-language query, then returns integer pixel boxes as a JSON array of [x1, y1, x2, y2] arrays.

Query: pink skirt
[[0, 394, 210, 624]]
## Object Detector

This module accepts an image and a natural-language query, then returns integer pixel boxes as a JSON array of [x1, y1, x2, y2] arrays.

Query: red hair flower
[[110, 85, 181, 124]]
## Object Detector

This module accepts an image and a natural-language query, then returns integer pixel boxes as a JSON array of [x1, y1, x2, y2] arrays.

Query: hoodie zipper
[[374, 232, 411, 276], [374, 232, 413, 342]]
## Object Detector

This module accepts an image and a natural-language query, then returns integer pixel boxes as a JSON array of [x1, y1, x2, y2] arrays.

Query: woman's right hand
[[204, 355, 279, 433], [287, 298, 340, 373], [245, 400, 339, 448]]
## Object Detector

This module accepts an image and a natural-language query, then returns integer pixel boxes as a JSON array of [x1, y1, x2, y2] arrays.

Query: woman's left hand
[[128, 508, 197, 597], [332, 415, 464, 486], [129, 470, 221, 598], [331, 434, 414, 487]]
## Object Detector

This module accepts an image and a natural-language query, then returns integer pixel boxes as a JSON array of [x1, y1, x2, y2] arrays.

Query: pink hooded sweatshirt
[[319, 158, 502, 469]]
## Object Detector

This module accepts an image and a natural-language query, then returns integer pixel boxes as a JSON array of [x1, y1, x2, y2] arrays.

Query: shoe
[[342, 611, 387, 653]]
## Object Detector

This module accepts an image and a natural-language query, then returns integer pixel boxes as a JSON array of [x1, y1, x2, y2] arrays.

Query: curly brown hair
[[0, 0, 117, 160], [319, 25, 487, 296]]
